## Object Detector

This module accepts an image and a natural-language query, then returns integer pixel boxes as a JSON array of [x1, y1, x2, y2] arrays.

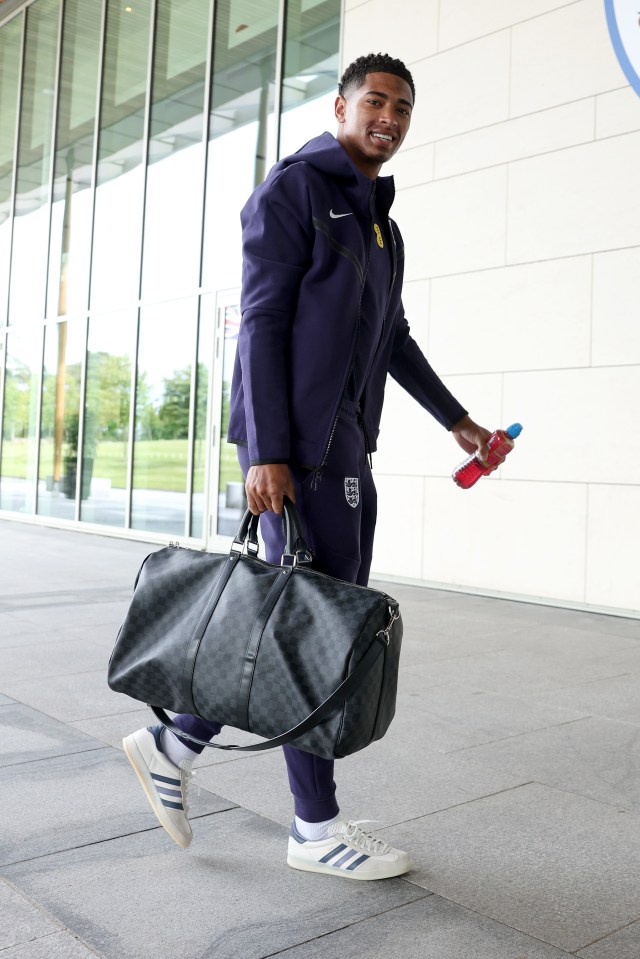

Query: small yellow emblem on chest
[[373, 223, 384, 249]]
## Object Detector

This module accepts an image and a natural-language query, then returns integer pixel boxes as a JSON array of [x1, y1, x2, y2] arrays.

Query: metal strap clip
[[376, 605, 400, 646]]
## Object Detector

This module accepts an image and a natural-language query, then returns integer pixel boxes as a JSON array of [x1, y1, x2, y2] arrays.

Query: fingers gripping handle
[[234, 496, 312, 565]]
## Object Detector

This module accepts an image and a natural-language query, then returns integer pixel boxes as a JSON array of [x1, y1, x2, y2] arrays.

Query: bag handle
[[149, 606, 399, 752], [233, 495, 313, 566]]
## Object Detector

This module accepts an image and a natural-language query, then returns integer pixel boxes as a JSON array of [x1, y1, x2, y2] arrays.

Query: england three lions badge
[[344, 477, 359, 508]]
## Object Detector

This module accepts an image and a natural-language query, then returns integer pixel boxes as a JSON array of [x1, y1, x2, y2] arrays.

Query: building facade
[[0, 0, 340, 542], [1, 0, 639, 616]]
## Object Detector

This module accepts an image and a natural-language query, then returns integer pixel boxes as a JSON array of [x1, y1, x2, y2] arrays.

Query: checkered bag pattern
[[108, 543, 403, 759], [109, 547, 229, 711], [191, 559, 279, 727], [242, 568, 399, 759]]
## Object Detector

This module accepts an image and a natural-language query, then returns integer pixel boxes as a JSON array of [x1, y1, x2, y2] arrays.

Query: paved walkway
[[1, 519, 639, 959]]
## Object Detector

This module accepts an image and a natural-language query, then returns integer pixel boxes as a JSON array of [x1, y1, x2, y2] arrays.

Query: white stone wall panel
[[429, 257, 592, 375], [510, 0, 624, 117], [507, 133, 640, 263]]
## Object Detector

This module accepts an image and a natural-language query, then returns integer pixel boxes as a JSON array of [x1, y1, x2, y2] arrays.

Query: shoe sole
[[286, 853, 410, 880], [122, 734, 191, 849]]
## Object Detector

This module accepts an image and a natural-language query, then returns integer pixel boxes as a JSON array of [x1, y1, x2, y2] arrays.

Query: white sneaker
[[123, 725, 193, 849], [287, 819, 411, 880]]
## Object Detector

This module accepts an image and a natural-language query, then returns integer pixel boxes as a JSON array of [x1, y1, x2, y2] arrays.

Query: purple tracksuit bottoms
[[171, 401, 376, 822]]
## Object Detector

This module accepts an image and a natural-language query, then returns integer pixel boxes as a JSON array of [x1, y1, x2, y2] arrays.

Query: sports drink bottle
[[452, 423, 523, 489]]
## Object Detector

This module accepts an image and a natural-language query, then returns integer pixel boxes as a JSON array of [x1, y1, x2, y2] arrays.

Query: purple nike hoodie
[[227, 132, 467, 474]]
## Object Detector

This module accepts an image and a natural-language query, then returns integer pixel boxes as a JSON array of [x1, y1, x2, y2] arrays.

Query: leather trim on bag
[[236, 562, 293, 728], [180, 554, 241, 714]]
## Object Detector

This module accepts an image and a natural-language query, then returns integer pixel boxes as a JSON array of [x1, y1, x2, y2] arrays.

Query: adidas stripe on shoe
[[123, 725, 193, 849], [287, 819, 411, 880]]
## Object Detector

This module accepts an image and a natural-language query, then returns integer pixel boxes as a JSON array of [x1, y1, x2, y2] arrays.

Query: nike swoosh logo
[[329, 210, 353, 219]]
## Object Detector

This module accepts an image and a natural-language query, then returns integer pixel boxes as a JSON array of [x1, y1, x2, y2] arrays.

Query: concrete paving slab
[[391, 782, 640, 953], [0, 877, 62, 950], [65, 621, 123, 648], [399, 632, 640, 699], [0, 626, 91, 651], [2, 808, 429, 959], [533, 672, 640, 726], [0, 746, 234, 866], [0, 932, 100, 958], [452, 715, 640, 813], [277, 894, 575, 959], [0, 521, 152, 595], [2, 669, 139, 723], [0, 693, 14, 705], [0, 640, 108, 684], [398, 622, 519, 668], [0, 615, 49, 649], [394, 680, 588, 753], [68, 707, 160, 749], [0, 704, 102, 767], [577, 920, 640, 958], [6, 600, 128, 631], [196, 716, 529, 829]]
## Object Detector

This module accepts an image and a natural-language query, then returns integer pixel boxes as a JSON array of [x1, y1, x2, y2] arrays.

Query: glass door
[[206, 287, 245, 549]]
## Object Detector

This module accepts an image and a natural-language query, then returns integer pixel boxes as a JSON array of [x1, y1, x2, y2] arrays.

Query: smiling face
[[335, 71, 413, 179]]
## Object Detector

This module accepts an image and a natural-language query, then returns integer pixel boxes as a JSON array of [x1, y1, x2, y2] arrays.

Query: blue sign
[[605, 0, 640, 96]]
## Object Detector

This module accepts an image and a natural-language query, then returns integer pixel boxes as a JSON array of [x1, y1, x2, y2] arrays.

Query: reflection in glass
[[191, 293, 214, 539], [8, 0, 60, 325], [0, 331, 40, 512], [131, 298, 196, 534], [0, 17, 22, 327], [141, 0, 209, 301], [216, 298, 245, 535], [37, 319, 85, 517], [90, 0, 152, 309], [279, 0, 340, 156], [47, 0, 102, 319], [201, 0, 279, 293], [80, 311, 135, 527]]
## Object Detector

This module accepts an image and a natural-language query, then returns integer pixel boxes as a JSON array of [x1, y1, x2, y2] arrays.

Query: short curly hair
[[339, 53, 415, 103]]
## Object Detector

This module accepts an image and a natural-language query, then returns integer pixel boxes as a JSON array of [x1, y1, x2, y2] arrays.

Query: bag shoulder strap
[[150, 629, 388, 752]]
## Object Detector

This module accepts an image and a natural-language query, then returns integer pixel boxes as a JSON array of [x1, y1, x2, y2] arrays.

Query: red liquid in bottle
[[452, 423, 523, 489]]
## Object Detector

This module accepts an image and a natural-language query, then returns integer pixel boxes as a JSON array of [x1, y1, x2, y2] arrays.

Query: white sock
[[295, 814, 341, 841], [161, 728, 198, 767]]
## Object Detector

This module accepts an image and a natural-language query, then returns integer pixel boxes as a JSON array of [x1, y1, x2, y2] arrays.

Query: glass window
[[37, 318, 85, 518], [0, 328, 41, 512], [200, 0, 279, 294], [131, 298, 197, 534], [8, 0, 60, 326], [46, 0, 102, 319], [80, 310, 135, 528], [191, 293, 214, 539], [0, 16, 22, 327], [279, 0, 340, 157], [90, 0, 152, 310], [215, 295, 245, 536], [140, 0, 209, 301]]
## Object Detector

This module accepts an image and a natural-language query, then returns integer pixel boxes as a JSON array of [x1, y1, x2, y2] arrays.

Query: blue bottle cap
[[506, 423, 523, 438]]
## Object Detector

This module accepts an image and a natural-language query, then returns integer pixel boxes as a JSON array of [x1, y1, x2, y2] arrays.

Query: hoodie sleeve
[[238, 168, 314, 465], [388, 306, 468, 430]]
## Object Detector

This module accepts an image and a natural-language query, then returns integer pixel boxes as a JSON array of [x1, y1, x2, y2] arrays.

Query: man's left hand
[[450, 414, 493, 465]]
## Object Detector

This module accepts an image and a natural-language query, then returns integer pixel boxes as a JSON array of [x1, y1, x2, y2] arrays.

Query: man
[[123, 53, 494, 881]]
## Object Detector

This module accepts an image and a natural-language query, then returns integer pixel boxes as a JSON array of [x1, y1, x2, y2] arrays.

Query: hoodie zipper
[[359, 215, 398, 410], [311, 180, 377, 490]]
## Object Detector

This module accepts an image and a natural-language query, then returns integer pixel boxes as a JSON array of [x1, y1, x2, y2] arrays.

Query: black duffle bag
[[108, 497, 402, 760]]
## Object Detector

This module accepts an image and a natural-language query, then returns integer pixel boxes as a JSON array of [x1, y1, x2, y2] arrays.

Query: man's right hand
[[245, 464, 296, 515]]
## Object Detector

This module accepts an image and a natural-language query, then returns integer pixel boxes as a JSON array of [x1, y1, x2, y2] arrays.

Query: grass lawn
[[3, 437, 242, 494]]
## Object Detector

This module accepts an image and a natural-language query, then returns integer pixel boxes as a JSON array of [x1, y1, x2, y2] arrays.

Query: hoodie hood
[[272, 132, 396, 217]]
